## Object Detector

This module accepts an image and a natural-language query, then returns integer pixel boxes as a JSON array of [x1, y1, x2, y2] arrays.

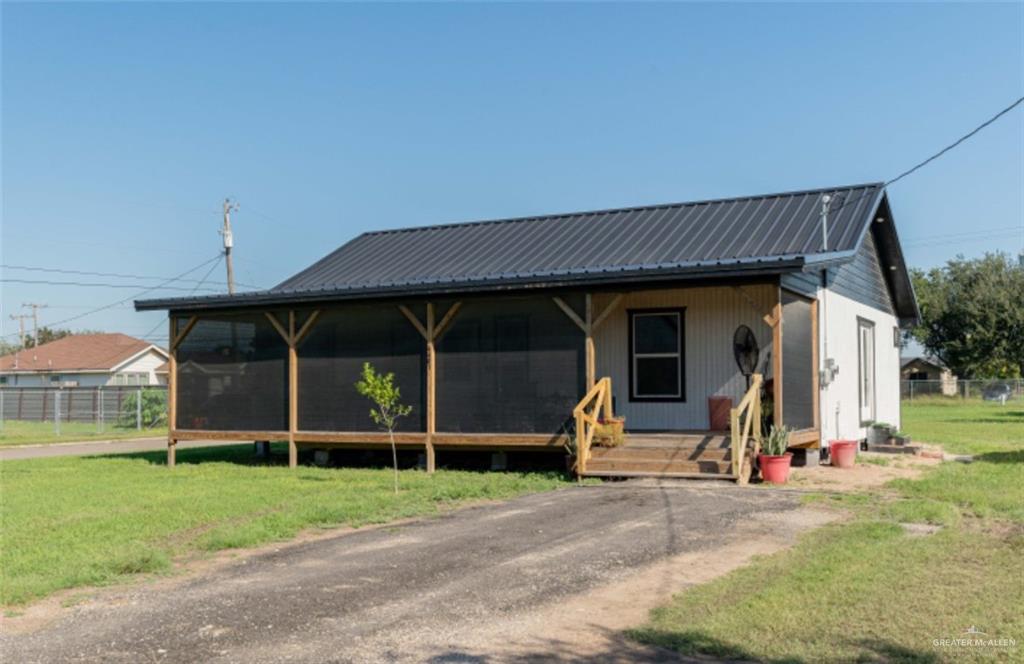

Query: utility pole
[[9, 314, 30, 349], [221, 199, 239, 294], [22, 303, 48, 346]]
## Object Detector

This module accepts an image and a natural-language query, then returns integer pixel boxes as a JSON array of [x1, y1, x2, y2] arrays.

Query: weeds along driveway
[[2, 482, 813, 663]]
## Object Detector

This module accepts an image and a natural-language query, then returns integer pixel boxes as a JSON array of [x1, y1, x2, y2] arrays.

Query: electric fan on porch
[[733, 325, 760, 390]]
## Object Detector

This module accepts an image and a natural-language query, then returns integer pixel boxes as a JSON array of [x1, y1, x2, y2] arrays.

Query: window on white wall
[[857, 318, 876, 424], [628, 309, 685, 401]]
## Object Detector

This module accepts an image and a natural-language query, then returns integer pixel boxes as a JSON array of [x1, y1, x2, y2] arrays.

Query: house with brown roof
[[0, 333, 169, 388]]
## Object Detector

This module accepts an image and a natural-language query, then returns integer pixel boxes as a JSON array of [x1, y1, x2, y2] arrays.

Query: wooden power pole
[[221, 199, 239, 294], [22, 303, 48, 346], [9, 314, 30, 348]]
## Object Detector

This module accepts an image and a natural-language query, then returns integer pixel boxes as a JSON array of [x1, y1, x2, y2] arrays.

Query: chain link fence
[[0, 386, 168, 436], [901, 378, 1023, 403]]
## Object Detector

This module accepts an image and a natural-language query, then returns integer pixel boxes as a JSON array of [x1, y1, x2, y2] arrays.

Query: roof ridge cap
[[360, 181, 885, 237]]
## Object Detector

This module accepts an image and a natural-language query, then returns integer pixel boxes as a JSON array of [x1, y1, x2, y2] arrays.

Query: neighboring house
[[0, 333, 169, 388], [901, 356, 957, 396], [137, 182, 918, 478]]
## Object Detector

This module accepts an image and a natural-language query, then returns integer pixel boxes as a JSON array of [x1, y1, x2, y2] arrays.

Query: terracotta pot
[[759, 452, 793, 484], [830, 440, 858, 468]]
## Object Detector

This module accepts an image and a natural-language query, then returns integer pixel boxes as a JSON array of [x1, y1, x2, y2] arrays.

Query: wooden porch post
[[167, 317, 177, 468], [425, 303, 436, 473], [554, 293, 622, 392], [266, 309, 320, 469], [585, 294, 595, 390], [166, 314, 198, 468], [288, 311, 298, 469], [399, 302, 461, 474], [771, 298, 783, 428]]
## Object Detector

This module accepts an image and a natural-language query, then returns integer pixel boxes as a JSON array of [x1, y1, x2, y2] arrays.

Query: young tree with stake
[[355, 362, 412, 494]]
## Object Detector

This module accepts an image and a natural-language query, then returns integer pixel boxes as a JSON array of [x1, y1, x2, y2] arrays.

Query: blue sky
[[2, 2, 1022, 346]]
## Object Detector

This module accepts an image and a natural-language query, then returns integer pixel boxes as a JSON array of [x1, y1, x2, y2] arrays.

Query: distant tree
[[910, 253, 1024, 378], [23, 327, 75, 348], [2, 328, 105, 353], [355, 362, 413, 494]]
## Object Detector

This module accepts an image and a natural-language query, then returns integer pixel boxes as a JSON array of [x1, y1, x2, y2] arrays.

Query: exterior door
[[858, 319, 875, 423]]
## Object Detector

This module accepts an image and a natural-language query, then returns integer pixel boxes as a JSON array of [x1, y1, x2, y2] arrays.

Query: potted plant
[[867, 422, 892, 446], [887, 430, 912, 446], [593, 416, 626, 447], [758, 425, 792, 484]]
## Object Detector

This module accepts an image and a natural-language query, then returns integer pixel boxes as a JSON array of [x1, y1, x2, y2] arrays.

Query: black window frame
[[627, 308, 686, 403]]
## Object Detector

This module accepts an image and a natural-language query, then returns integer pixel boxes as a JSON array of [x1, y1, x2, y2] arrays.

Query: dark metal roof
[[137, 182, 916, 321]]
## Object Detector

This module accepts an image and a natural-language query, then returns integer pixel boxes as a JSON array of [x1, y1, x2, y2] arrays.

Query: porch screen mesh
[[175, 313, 288, 431], [436, 296, 585, 434], [298, 306, 426, 432], [781, 291, 815, 430]]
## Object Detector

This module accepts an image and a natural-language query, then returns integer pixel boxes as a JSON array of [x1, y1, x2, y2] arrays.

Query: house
[[136, 182, 918, 479], [901, 356, 957, 396], [0, 333, 169, 388]]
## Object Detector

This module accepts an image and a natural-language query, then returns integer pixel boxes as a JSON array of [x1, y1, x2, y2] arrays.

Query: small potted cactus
[[758, 425, 792, 484]]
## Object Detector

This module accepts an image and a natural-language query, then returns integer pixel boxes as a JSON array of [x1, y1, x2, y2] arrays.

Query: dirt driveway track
[[2, 481, 829, 663]]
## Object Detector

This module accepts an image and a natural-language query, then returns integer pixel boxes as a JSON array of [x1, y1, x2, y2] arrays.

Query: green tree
[[910, 252, 1024, 378], [355, 362, 413, 494], [117, 389, 169, 429]]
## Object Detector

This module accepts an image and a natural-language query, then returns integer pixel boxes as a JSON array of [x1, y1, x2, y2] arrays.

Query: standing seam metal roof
[[271, 182, 883, 292], [136, 182, 899, 311]]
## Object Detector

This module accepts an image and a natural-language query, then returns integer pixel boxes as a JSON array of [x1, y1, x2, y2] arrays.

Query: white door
[[858, 319, 875, 423]]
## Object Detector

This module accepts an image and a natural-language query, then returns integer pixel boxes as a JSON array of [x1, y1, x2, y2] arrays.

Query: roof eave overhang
[[136, 258, 808, 313]]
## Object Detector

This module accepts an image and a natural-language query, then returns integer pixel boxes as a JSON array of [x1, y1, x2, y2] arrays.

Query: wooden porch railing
[[729, 373, 763, 484], [572, 377, 613, 476]]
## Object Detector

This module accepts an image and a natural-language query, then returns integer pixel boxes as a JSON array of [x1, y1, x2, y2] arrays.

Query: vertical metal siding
[[593, 285, 776, 430]]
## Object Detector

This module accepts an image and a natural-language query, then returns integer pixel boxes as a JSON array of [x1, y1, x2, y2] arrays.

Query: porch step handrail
[[572, 377, 613, 476], [729, 373, 763, 484]]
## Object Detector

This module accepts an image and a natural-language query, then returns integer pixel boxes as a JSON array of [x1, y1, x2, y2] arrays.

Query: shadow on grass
[[854, 638, 941, 663], [624, 628, 943, 663], [104, 443, 290, 467], [102, 443, 571, 475], [973, 450, 1024, 465]]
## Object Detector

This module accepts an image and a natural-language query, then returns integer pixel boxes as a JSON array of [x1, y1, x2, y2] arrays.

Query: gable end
[[828, 230, 895, 315]]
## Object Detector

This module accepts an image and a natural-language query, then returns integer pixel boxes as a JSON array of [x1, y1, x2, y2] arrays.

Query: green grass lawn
[[901, 397, 1024, 455], [0, 420, 168, 446], [630, 400, 1024, 662], [0, 444, 576, 606]]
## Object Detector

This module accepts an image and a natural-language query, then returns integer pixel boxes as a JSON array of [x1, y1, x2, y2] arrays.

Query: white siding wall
[[108, 348, 168, 386], [819, 288, 901, 443], [593, 285, 776, 430]]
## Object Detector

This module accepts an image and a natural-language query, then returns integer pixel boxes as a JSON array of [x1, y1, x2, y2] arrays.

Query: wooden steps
[[582, 432, 752, 480]]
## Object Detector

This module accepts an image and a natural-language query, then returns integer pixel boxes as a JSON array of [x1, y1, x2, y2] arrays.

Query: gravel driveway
[[1, 481, 812, 663]]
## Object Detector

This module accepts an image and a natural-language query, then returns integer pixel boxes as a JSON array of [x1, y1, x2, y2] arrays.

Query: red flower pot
[[830, 440, 858, 468], [759, 452, 793, 484]]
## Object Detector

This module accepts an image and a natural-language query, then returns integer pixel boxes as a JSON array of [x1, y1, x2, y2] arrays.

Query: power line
[[903, 230, 1022, 249], [902, 225, 1021, 243], [0, 278, 231, 293], [885, 96, 1024, 188], [0, 264, 262, 289], [137, 256, 224, 346], [0, 254, 223, 340], [821, 95, 1024, 221]]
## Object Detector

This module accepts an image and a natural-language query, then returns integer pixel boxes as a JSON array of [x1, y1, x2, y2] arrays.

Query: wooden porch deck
[[582, 432, 754, 480]]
